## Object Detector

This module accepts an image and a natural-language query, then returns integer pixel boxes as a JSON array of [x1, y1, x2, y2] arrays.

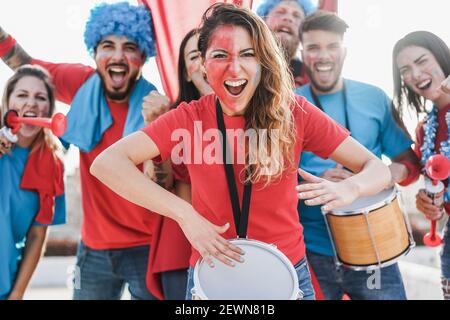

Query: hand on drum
[[297, 168, 359, 213], [179, 211, 245, 268], [320, 164, 354, 182], [416, 189, 445, 221]]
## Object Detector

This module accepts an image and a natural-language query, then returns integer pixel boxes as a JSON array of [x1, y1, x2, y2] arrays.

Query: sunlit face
[[301, 30, 346, 93], [184, 34, 210, 89], [8, 76, 51, 138], [265, 1, 305, 59], [94, 35, 145, 102], [204, 25, 261, 115], [396, 45, 446, 102]]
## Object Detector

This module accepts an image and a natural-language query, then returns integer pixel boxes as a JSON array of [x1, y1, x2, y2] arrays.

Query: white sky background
[[0, 0, 448, 102], [0, 0, 448, 170]]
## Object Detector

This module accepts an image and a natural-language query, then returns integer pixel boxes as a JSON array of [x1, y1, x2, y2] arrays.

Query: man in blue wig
[[0, 2, 170, 300], [257, 0, 317, 87]]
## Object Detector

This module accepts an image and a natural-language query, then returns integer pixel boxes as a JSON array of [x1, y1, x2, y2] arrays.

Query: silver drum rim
[[192, 238, 300, 300], [329, 187, 397, 216]]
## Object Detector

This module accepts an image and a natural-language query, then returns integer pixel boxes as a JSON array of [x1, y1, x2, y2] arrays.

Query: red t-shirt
[[33, 59, 157, 249], [142, 94, 349, 266], [415, 104, 450, 214]]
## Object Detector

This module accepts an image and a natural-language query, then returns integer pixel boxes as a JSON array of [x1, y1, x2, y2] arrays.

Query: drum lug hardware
[[363, 210, 383, 269]]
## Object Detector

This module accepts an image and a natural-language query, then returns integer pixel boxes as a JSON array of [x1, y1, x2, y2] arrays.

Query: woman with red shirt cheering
[[91, 4, 391, 300], [393, 31, 450, 300]]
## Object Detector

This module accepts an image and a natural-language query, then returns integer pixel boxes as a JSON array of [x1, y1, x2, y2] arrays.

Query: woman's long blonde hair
[[198, 3, 297, 185], [1, 64, 60, 156]]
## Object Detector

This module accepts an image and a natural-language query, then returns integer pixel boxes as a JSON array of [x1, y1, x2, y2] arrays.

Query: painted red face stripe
[[204, 25, 261, 115]]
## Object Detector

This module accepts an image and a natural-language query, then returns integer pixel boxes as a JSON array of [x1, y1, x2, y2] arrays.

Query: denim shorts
[[185, 256, 315, 300]]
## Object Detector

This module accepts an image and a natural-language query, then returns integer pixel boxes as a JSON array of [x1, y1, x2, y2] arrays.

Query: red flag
[[319, 0, 338, 13], [140, 0, 252, 102]]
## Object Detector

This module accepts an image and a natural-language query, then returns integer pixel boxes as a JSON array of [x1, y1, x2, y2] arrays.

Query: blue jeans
[[440, 219, 450, 299], [185, 257, 315, 300], [72, 241, 156, 300], [161, 269, 188, 300], [306, 250, 406, 300]]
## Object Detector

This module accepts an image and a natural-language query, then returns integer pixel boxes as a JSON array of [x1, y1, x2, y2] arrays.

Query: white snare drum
[[191, 238, 302, 300], [324, 187, 415, 270]]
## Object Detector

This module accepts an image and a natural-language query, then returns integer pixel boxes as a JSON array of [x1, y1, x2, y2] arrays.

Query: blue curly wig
[[84, 2, 156, 58], [256, 0, 317, 17]]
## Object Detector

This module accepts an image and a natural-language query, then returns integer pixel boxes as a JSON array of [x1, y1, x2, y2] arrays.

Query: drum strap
[[215, 99, 252, 238]]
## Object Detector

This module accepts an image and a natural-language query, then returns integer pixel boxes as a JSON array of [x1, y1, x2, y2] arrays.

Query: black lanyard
[[309, 81, 351, 132], [215, 99, 252, 238]]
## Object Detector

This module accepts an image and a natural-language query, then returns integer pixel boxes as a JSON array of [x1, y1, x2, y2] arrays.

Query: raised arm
[[90, 131, 244, 267], [0, 26, 32, 70]]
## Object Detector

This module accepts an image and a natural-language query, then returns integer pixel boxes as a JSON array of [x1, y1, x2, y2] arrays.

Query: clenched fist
[[142, 90, 171, 125], [439, 75, 450, 95], [416, 189, 445, 221]]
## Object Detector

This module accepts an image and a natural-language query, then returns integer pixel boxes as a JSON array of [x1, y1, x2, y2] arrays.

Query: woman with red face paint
[[91, 4, 391, 300], [0, 65, 66, 300], [143, 29, 213, 300], [392, 31, 450, 300]]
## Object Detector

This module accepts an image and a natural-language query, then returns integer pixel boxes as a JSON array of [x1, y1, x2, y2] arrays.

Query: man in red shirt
[[0, 2, 170, 300]]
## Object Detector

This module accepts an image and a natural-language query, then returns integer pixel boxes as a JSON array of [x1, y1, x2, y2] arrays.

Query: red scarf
[[20, 144, 64, 225]]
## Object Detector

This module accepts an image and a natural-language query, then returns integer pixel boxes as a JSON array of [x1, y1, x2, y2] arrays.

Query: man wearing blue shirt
[[296, 11, 418, 300]]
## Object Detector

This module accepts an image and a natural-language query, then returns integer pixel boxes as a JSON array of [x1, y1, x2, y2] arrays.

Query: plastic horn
[[422, 155, 450, 247], [4, 110, 67, 137], [426, 154, 450, 181]]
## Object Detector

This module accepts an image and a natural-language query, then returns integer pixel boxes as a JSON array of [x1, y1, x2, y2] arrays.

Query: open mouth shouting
[[22, 110, 37, 118], [224, 79, 248, 96], [314, 63, 335, 83], [107, 64, 129, 89], [21, 110, 40, 132], [416, 79, 432, 91], [274, 24, 295, 40]]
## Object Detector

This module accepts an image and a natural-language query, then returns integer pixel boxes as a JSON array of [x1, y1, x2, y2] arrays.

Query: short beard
[[278, 36, 300, 62], [304, 64, 343, 93], [97, 71, 137, 102]]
